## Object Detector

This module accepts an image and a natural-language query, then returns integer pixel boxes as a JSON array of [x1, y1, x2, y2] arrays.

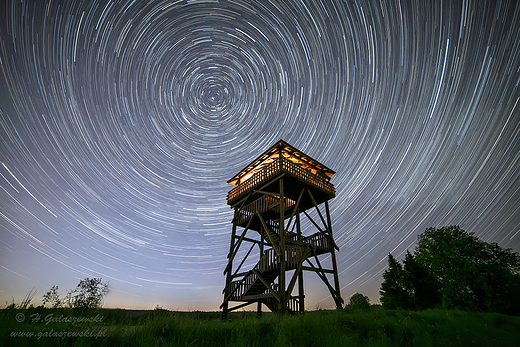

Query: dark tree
[[348, 293, 370, 310], [42, 285, 62, 308], [414, 226, 520, 313], [402, 251, 440, 310], [380, 253, 412, 309], [413, 226, 480, 310], [69, 278, 110, 309]]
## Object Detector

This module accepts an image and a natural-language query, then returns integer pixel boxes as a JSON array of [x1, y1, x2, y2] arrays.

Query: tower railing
[[254, 245, 305, 272], [233, 195, 297, 225], [303, 232, 332, 253], [227, 157, 335, 203]]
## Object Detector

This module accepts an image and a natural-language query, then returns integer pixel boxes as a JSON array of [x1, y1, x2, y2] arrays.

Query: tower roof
[[227, 140, 335, 186]]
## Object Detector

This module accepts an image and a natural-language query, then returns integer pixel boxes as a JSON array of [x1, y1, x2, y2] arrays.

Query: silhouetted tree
[[42, 285, 62, 308], [380, 253, 412, 309], [348, 293, 370, 310], [415, 226, 520, 313], [402, 251, 440, 310], [70, 278, 109, 309]]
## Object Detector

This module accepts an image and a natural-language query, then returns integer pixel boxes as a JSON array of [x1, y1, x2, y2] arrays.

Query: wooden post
[[222, 215, 238, 319], [257, 230, 264, 318], [279, 176, 286, 315], [326, 200, 342, 309], [297, 210, 305, 313]]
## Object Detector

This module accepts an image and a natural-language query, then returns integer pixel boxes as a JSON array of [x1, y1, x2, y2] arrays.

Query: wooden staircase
[[225, 230, 332, 314]]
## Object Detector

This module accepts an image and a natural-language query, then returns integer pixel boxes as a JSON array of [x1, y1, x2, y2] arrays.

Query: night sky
[[1, 0, 519, 311]]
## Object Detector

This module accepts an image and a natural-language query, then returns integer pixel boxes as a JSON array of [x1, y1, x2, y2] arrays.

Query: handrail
[[303, 232, 332, 252], [288, 297, 300, 313], [255, 245, 305, 272], [234, 195, 296, 225], [227, 157, 335, 203], [280, 157, 335, 197], [228, 159, 281, 202], [228, 271, 255, 300]]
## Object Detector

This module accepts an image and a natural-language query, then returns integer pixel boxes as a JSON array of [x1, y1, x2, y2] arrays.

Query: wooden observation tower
[[221, 140, 343, 318]]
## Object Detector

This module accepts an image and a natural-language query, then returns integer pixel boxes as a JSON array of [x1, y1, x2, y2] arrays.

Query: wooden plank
[[231, 271, 251, 279], [252, 190, 281, 197], [300, 266, 334, 274], [305, 252, 338, 300], [234, 236, 270, 247], [286, 247, 311, 297], [227, 302, 254, 312], [303, 210, 324, 233], [306, 188, 328, 231], [325, 200, 340, 251], [279, 176, 286, 315]]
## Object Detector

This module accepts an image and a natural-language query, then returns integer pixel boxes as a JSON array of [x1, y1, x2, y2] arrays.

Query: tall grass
[[2, 305, 519, 346]]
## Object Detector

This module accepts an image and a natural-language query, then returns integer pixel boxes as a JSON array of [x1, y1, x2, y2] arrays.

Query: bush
[[348, 293, 370, 310]]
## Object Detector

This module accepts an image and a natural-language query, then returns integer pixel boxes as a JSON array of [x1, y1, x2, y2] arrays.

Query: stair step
[[243, 270, 278, 296]]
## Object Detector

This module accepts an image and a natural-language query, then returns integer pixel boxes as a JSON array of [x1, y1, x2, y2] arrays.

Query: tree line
[[379, 225, 520, 315]]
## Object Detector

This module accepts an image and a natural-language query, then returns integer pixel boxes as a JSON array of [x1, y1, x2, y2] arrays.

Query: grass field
[[2, 306, 520, 346]]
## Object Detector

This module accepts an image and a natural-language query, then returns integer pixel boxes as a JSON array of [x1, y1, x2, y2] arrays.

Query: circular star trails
[[0, 0, 519, 309]]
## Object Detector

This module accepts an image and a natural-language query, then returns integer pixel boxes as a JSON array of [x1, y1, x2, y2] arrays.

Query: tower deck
[[227, 155, 335, 207]]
